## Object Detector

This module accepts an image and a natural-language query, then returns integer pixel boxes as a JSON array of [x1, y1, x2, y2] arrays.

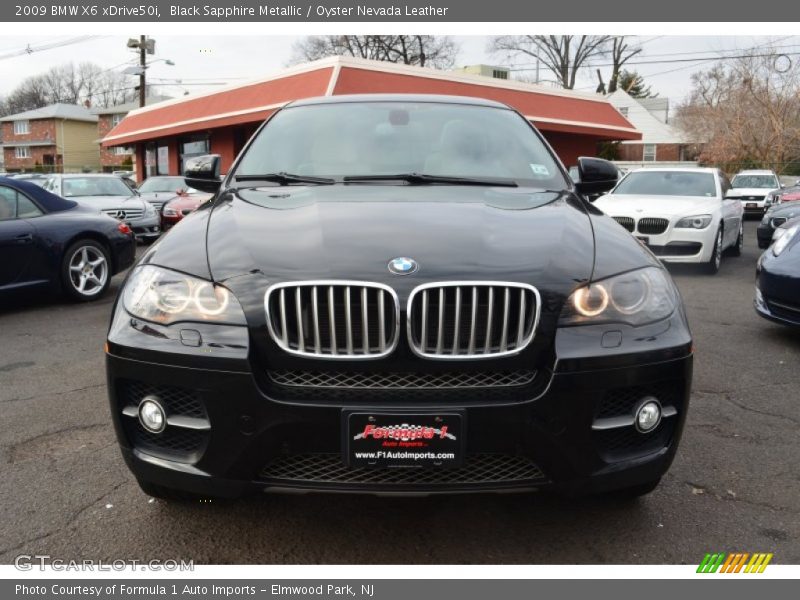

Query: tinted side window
[[0, 186, 17, 221], [17, 194, 43, 218]]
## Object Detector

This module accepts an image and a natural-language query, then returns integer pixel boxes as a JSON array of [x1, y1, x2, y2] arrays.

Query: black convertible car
[[756, 217, 800, 326], [106, 95, 693, 500], [0, 177, 136, 301]]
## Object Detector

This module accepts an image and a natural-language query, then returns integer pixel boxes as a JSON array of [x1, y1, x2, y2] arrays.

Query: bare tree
[[291, 35, 459, 69], [606, 37, 643, 93], [675, 52, 800, 172], [0, 61, 138, 116], [491, 35, 612, 89]]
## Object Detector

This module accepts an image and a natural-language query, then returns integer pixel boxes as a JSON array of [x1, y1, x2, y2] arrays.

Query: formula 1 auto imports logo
[[697, 552, 773, 573], [353, 423, 457, 441]]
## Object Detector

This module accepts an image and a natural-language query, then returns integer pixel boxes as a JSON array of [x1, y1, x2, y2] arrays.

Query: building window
[[13, 120, 30, 135], [113, 145, 132, 156], [643, 144, 657, 162], [619, 107, 629, 117], [15, 146, 31, 159], [111, 114, 124, 127], [492, 69, 509, 80]]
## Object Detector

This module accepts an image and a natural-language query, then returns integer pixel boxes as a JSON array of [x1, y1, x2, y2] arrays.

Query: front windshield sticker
[[529, 164, 550, 177]]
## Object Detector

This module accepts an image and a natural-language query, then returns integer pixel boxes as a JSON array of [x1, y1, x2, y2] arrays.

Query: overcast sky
[[1, 35, 797, 108]]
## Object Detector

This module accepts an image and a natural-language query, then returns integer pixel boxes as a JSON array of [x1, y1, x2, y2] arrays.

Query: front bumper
[[755, 257, 800, 326], [643, 227, 713, 264], [127, 215, 161, 241], [106, 310, 693, 497]]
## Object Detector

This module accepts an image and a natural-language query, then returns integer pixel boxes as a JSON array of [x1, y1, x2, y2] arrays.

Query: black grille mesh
[[259, 453, 546, 486], [596, 383, 681, 419], [118, 380, 209, 462], [123, 380, 207, 419], [268, 370, 537, 390]]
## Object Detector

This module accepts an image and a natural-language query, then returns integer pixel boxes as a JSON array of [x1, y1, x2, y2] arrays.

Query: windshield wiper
[[342, 173, 518, 187], [233, 172, 335, 186]]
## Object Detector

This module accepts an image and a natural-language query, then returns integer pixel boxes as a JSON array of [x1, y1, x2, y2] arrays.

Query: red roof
[[102, 57, 639, 147]]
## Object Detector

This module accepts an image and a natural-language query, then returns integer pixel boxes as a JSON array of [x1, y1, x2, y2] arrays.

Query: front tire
[[704, 226, 723, 274], [727, 223, 743, 257], [61, 239, 111, 301]]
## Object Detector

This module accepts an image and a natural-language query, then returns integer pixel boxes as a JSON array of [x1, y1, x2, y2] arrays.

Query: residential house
[[605, 89, 700, 166], [92, 96, 171, 173], [0, 103, 99, 173]]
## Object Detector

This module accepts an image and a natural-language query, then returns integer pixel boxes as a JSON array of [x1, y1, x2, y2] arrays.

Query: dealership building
[[101, 56, 640, 180]]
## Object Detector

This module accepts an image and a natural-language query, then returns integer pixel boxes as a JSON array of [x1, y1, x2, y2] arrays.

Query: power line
[[0, 36, 105, 61]]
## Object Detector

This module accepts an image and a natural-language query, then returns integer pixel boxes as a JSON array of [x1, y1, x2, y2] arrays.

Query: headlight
[[123, 265, 247, 325], [559, 267, 677, 327], [772, 224, 799, 256], [163, 207, 178, 216], [674, 215, 712, 229], [144, 202, 156, 217]]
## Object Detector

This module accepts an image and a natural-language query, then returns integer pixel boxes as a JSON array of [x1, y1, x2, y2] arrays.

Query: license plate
[[345, 412, 463, 469], [636, 235, 650, 245], [747, 203, 758, 208]]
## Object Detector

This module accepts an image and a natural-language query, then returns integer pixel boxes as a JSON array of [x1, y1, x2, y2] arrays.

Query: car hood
[[139, 191, 180, 203], [594, 194, 720, 218], [205, 185, 596, 293], [165, 193, 213, 210], [766, 204, 800, 220], [68, 195, 146, 210], [727, 188, 774, 197]]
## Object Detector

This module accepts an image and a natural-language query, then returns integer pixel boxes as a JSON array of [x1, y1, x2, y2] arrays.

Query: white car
[[594, 168, 744, 274], [727, 169, 781, 216]]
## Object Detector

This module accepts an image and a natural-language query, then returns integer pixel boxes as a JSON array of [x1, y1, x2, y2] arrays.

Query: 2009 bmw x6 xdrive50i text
[[106, 95, 693, 500]]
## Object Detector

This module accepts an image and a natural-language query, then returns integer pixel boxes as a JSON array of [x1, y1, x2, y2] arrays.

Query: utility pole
[[139, 34, 146, 107]]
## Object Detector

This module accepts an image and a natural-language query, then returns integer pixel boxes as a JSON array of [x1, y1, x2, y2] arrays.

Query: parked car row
[[587, 165, 800, 327]]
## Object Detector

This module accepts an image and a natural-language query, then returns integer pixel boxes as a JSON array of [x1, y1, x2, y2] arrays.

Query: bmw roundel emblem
[[388, 257, 418, 275]]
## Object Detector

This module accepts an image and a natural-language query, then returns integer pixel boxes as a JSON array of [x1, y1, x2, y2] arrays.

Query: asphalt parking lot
[[0, 220, 798, 565]]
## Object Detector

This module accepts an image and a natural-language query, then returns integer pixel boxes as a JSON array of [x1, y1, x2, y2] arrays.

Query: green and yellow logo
[[697, 553, 773, 573]]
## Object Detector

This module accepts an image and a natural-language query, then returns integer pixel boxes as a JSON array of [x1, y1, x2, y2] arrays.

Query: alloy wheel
[[68, 245, 108, 297]]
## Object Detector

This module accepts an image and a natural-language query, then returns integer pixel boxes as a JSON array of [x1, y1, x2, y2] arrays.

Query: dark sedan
[[756, 217, 800, 326], [106, 94, 693, 501], [0, 177, 136, 301], [757, 201, 800, 248]]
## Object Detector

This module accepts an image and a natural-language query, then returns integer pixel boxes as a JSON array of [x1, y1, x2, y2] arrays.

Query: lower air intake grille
[[118, 380, 209, 462], [407, 282, 540, 359], [259, 453, 546, 487], [123, 380, 207, 419], [613, 216, 635, 232], [267, 370, 537, 390], [265, 281, 399, 359]]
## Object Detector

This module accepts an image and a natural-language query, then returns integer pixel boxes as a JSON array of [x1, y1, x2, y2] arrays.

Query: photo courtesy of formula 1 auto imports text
[[0, 0, 798, 597]]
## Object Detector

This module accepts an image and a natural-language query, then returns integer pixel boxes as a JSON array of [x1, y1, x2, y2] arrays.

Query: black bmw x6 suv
[[106, 94, 693, 500]]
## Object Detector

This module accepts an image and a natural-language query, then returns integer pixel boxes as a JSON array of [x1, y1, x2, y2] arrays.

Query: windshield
[[612, 171, 717, 197], [139, 177, 194, 193], [233, 101, 567, 188], [62, 177, 134, 198], [731, 174, 777, 189]]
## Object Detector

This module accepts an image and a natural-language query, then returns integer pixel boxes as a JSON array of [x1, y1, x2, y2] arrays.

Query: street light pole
[[139, 34, 146, 108]]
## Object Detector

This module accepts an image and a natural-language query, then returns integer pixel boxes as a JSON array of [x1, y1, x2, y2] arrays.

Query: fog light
[[635, 398, 662, 433], [138, 396, 166, 433]]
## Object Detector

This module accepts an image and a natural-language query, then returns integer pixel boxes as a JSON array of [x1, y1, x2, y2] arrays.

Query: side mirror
[[184, 154, 222, 193], [574, 157, 619, 196]]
